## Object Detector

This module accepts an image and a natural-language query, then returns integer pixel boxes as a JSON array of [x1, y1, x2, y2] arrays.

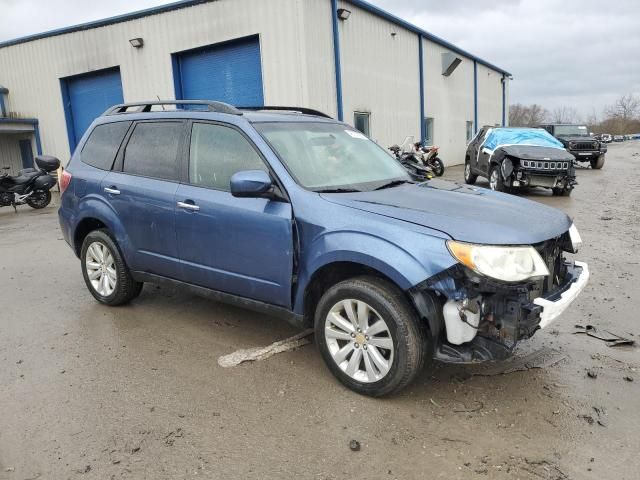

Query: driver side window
[[189, 123, 267, 191]]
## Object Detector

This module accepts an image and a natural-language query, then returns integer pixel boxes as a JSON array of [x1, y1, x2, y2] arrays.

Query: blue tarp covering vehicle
[[482, 128, 565, 152]]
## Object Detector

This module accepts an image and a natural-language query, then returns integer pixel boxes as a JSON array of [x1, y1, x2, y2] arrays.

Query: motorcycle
[[389, 138, 434, 181], [417, 143, 445, 177], [0, 155, 60, 211]]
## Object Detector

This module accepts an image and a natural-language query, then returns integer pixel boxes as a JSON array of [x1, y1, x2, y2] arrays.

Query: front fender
[[293, 230, 456, 314]]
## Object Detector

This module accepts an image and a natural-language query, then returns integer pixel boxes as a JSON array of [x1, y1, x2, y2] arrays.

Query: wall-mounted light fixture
[[129, 38, 144, 48], [337, 8, 351, 20]]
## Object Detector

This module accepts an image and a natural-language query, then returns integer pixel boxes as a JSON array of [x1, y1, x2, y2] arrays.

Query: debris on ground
[[453, 401, 484, 413], [574, 324, 635, 347], [624, 376, 634, 382], [586, 369, 598, 379], [349, 440, 361, 451], [473, 347, 567, 376], [217, 329, 313, 367], [165, 428, 184, 446]]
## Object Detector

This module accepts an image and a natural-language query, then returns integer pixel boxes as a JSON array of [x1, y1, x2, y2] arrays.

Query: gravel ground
[[1, 141, 639, 479]]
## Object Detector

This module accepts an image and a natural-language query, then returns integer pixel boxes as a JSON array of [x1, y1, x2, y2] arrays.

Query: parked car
[[58, 100, 589, 396], [601, 134, 613, 143], [539, 124, 607, 169], [464, 127, 576, 196], [613, 135, 625, 142]]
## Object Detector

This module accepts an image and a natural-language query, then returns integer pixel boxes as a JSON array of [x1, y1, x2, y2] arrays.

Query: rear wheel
[[315, 276, 429, 397], [431, 158, 445, 177], [81, 229, 143, 306], [590, 155, 605, 169], [26, 190, 51, 209], [464, 159, 477, 185]]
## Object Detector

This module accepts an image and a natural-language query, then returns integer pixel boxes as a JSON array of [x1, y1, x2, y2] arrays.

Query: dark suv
[[539, 124, 606, 169], [58, 100, 589, 396]]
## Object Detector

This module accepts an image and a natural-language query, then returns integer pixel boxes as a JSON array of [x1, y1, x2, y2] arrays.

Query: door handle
[[177, 201, 200, 211], [104, 187, 120, 195]]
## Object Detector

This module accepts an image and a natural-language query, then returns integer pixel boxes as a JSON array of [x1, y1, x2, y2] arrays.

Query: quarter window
[[189, 123, 267, 191], [353, 112, 371, 137], [81, 122, 131, 170], [123, 122, 183, 181]]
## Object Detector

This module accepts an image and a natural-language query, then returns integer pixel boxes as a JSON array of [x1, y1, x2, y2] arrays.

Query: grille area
[[533, 236, 568, 295], [572, 141, 598, 151], [521, 160, 570, 170]]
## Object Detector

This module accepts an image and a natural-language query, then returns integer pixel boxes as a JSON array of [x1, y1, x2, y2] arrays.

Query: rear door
[[174, 121, 293, 307], [101, 120, 186, 277]]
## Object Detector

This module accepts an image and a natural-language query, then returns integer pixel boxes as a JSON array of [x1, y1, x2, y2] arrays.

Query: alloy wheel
[[464, 163, 471, 180], [490, 169, 499, 190], [324, 299, 394, 383], [85, 241, 117, 297]]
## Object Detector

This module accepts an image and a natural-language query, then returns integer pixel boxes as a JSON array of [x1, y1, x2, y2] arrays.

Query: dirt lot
[[1, 142, 639, 479]]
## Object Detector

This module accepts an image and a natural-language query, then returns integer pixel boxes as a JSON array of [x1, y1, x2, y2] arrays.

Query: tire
[[489, 164, 507, 192], [314, 276, 430, 397], [464, 158, 478, 185], [552, 187, 572, 197], [80, 229, 143, 306], [590, 155, 605, 169], [431, 158, 445, 177], [26, 190, 51, 209]]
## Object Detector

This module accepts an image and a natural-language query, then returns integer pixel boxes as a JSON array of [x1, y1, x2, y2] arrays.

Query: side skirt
[[132, 271, 305, 329]]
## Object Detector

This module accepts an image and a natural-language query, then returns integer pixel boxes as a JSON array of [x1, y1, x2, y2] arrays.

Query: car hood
[[321, 180, 572, 245], [500, 145, 575, 161]]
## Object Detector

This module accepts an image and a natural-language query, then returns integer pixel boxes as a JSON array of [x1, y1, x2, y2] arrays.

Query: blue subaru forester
[[58, 100, 589, 396]]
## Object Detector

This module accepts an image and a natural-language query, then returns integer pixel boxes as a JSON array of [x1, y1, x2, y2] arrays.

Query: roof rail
[[239, 106, 332, 119], [103, 100, 242, 116]]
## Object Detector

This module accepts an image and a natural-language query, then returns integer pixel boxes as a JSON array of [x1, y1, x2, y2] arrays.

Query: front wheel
[[431, 158, 445, 177], [315, 276, 430, 397], [81, 229, 143, 306], [489, 165, 508, 192], [552, 187, 572, 197], [591, 155, 605, 169], [26, 190, 51, 209]]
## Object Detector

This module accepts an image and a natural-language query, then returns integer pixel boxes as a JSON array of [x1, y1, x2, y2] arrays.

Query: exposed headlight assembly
[[447, 241, 549, 282], [568, 223, 582, 253]]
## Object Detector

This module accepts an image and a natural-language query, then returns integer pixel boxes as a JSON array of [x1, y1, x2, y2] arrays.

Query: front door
[[19, 139, 33, 169], [102, 120, 186, 277], [174, 121, 293, 307]]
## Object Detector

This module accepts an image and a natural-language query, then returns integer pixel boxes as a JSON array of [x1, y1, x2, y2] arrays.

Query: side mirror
[[230, 170, 273, 198]]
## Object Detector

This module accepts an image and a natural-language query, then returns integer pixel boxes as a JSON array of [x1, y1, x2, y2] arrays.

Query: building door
[[19, 139, 33, 168], [173, 36, 264, 107], [61, 67, 124, 152]]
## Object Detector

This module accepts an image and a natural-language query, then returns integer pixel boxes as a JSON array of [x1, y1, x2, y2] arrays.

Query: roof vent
[[442, 52, 462, 77]]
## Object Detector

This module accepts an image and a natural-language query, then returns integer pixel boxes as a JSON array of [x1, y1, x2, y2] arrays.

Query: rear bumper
[[534, 261, 589, 329]]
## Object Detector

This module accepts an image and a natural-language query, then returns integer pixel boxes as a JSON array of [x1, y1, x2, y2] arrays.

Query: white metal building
[[0, 0, 510, 174]]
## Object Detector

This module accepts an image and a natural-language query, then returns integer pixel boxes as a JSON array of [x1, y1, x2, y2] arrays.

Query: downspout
[[418, 35, 425, 143], [330, 0, 344, 121], [473, 60, 478, 133], [33, 121, 43, 155], [501, 74, 506, 126]]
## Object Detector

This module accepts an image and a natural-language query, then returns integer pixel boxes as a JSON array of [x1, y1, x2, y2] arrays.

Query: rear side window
[[123, 122, 184, 181], [189, 123, 266, 191], [81, 122, 131, 170]]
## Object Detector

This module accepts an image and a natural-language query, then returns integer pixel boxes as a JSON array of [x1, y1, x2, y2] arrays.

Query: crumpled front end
[[410, 231, 589, 363]]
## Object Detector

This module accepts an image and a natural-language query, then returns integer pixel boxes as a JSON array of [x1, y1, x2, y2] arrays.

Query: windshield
[[554, 125, 590, 137], [255, 122, 410, 192]]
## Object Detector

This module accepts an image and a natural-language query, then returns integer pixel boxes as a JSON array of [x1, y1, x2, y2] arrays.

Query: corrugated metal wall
[[477, 63, 503, 130], [422, 40, 475, 166], [337, 1, 420, 149], [0, 0, 337, 164]]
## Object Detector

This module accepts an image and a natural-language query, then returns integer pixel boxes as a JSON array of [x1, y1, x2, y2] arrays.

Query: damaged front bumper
[[411, 257, 589, 364]]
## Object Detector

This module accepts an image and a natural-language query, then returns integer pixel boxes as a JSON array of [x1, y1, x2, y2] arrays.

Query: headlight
[[568, 223, 582, 253], [447, 240, 549, 282]]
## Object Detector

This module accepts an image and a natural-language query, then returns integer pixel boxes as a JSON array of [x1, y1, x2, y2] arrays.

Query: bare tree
[[605, 93, 640, 121], [509, 103, 549, 127], [550, 106, 579, 124]]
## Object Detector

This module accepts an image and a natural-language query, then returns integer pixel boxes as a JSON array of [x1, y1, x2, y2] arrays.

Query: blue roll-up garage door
[[62, 67, 124, 151], [174, 36, 264, 107]]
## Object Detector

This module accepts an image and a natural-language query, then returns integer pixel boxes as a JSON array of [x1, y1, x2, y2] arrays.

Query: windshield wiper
[[374, 179, 414, 190], [315, 188, 361, 193]]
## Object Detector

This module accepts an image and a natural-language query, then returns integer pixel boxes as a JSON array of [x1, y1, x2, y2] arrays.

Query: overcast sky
[[1, 0, 638, 120]]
